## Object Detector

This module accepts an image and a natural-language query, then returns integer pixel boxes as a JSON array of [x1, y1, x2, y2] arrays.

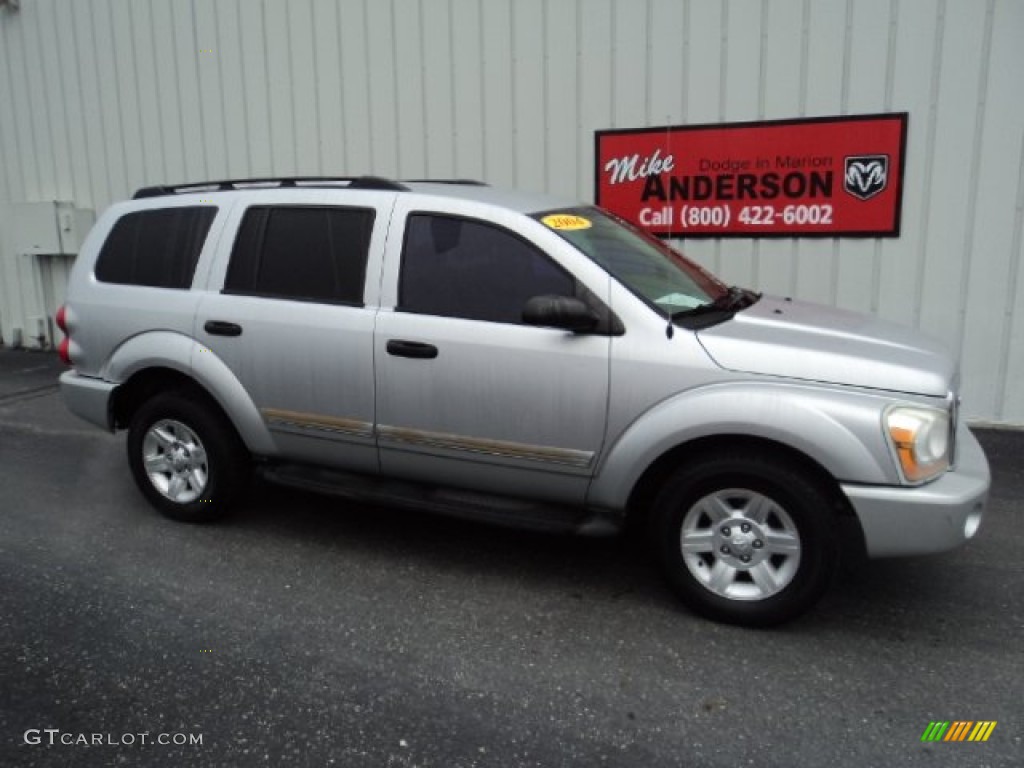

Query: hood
[[696, 296, 956, 396]]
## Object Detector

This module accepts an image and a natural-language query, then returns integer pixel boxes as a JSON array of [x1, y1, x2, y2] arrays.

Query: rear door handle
[[386, 340, 438, 359], [204, 320, 243, 337]]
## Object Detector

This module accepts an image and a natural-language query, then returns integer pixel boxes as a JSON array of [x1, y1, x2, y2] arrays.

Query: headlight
[[885, 406, 951, 483]]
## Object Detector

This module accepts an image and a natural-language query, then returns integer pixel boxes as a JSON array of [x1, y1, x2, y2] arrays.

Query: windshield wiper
[[672, 285, 758, 320]]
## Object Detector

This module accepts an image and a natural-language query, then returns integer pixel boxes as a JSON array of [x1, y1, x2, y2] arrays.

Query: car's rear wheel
[[650, 451, 839, 627], [127, 391, 248, 522]]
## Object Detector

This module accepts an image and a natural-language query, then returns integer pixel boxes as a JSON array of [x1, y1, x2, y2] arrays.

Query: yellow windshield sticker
[[542, 214, 592, 231]]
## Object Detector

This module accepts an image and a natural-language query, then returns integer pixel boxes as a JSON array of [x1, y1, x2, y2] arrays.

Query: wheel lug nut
[[741, 554, 751, 563], [741, 523, 751, 533], [720, 545, 731, 555], [721, 526, 731, 536], [753, 540, 763, 549]]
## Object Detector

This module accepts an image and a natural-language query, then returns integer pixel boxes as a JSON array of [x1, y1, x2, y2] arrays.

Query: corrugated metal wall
[[1, 0, 1022, 423]]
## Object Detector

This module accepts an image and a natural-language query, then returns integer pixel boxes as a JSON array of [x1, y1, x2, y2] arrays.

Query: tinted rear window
[[224, 206, 374, 304], [95, 207, 217, 289]]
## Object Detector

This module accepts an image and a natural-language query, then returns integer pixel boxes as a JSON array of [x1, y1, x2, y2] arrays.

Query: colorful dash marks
[[921, 721, 997, 743]]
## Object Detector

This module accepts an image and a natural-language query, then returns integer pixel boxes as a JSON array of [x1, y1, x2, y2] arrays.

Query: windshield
[[531, 206, 729, 314]]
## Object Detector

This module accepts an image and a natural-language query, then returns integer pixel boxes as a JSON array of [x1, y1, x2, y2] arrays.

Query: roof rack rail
[[348, 176, 411, 191], [132, 176, 409, 199], [402, 178, 489, 186]]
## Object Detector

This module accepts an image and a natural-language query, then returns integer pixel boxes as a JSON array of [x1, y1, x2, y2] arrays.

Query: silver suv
[[58, 177, 990, 626]]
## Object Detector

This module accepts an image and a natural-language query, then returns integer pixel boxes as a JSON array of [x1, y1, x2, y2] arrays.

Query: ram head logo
[[844, 155, 889, 201]]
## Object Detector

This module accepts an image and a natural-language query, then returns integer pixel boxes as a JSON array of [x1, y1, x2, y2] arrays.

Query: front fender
[[103, 331, 276, 455], [588, 381, 900, 511]]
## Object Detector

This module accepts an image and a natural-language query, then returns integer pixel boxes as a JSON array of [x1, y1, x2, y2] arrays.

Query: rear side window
[[399, 214, 575, 324], [95, 207, 216, 289], [224, 206, 374, 304]]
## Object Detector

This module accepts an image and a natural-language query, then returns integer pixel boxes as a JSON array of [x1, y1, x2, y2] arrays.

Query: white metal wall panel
[[877, 0, 934, 329], [214, 0, 250, 178], [970, 0, 1024, 422], [756, 1, 804, 300], [393, 0, 426, 177], [543, 0, 577, 199], [335, 0, 370, 176], [450, 0, 485, 180], [577, 0, 613, 196], [0, 0, 1022, 424], [647, 0, 685, 126], [798, 1, 846, 307], [479, 0, 514, 186], [421, 1, 454, 179], [832, 0, 886, 315], [365, 0, 399, 177], [718, 0, 764, 286]]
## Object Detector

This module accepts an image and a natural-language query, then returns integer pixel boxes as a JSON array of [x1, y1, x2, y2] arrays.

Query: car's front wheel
[[127, 391, 249, 522], [650, 451, 839, 626]]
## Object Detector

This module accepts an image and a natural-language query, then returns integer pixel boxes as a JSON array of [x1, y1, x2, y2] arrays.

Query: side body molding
[[103, 331, 276, 456], [587, 381, 903, 511]]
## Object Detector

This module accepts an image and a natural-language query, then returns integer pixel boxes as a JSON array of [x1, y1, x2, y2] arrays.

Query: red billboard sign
[[595, 113, 907, 238]]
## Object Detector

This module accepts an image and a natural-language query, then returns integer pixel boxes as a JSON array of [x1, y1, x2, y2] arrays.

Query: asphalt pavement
[[0, 349, 1021, 768]]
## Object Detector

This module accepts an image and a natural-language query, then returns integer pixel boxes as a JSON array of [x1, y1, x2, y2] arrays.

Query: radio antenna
[[664, 115, 675, 340]]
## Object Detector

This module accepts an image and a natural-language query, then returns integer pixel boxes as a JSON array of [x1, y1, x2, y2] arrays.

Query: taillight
[[56, 305, 72, 366]]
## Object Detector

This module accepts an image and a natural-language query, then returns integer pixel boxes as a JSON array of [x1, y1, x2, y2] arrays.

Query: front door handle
[[204, 320, 243, 337], [386, 340, 438, 359]]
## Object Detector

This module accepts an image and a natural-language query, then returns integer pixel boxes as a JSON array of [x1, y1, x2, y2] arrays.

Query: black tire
[[650, 451, 839, 627], [126, 391, 249, 523]]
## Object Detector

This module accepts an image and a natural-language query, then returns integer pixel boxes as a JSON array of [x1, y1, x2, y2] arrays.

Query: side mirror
[[522, 295, 600, 333]]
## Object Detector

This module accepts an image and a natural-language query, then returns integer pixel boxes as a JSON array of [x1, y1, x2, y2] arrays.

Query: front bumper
[[841, 424, 989, 558], [60, 370, 116, 431]]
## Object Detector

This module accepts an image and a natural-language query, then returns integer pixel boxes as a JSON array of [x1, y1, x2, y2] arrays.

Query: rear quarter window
[[94, 207, 217, 289]]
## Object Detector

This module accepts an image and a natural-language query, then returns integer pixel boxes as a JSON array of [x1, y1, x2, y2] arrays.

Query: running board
[[259, 463, 621, 536]]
